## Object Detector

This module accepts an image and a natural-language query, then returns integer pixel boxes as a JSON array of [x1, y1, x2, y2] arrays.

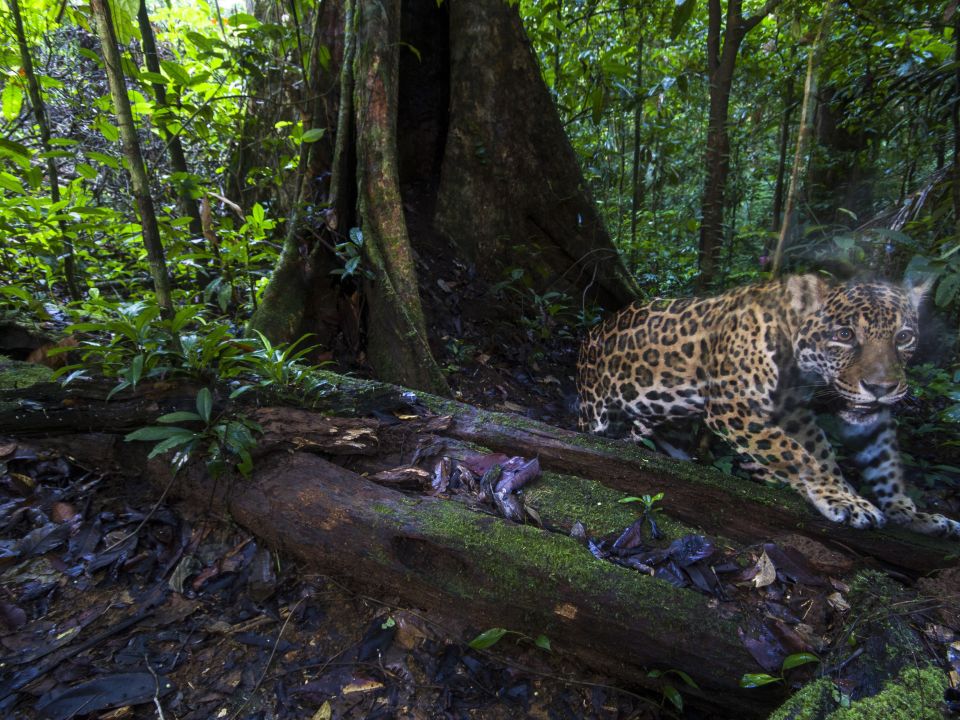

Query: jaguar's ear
[[906, 275, 935, 311]]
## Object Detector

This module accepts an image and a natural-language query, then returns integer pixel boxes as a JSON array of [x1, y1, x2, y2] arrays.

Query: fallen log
[[3, 363, 958, 715], [0, 366, 956, 573], [149, 449, 771, 716]]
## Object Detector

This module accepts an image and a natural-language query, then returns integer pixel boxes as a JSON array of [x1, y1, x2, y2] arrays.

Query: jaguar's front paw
[[889, 510, 960, 539], [813, 492, 886, 529]]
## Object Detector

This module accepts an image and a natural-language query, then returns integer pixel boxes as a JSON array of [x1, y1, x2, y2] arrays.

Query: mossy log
[[148, 449, 771, 716], [2, 364, 957, 715], [0, 366, 956, 574]]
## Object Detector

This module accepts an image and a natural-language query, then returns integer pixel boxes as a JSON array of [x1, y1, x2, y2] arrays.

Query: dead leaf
[[342, 677, 383, 694], [752, 550, 777, 588], [826, 592, 850, 612], [51, 502, 77, 523], [311, 701, 333, 720]]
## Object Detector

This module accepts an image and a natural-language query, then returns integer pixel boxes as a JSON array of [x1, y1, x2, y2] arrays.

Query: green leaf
[[618, 496, 644, 504], [2, 81, 23, 121], [140, 71, 168, 85], [663, 684, 683, 712], [87, 151, 120, 169], [0, 172, 25, 194], [670, 0, 697, 39], [468, 627, 509, 650], [934, 273, 960, 307], [79, 47, 102, 65], [671, 669, 698, 689], [196, 387, 213, 423], [590, 85, 605, 125], [96, 118, 120, 142], [301, 128, 326, 143], [160, 60, 191, 86], [740, 673, 781, 689], [157, 411, 203, 424], [0, 138, 31, 160], [533, 634, 551, 652], [147, 433, 198, 458], [127, 354, 144, 386], [76, 163, 99, 180], [781, 652, 820, 671], [225, 12, 261, 28], [125, 425, 196, 442]]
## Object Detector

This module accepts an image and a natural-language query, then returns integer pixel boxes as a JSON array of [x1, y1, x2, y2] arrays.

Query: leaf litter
[[0, 438, 665, 719]]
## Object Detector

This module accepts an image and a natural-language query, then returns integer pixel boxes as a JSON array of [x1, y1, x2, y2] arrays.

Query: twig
[[145, 654, 167, 720], [229, 597, 305, 720]]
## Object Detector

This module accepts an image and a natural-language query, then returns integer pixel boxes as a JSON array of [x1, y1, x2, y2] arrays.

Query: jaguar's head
[[794, 279, 929, 413]]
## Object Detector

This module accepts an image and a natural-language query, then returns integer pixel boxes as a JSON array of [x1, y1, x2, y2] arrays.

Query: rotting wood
[[0, 368, 956, 575], [3, 365, 958, 715], [144, 449, 775, 717]]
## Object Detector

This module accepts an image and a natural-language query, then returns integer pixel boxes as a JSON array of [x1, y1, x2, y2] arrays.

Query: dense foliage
[[0, 0, 958, 389], [521, 0, 960, 299]]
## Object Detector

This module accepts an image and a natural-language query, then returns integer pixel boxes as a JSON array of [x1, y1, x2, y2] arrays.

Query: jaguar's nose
[[861, 381, 899, 400]]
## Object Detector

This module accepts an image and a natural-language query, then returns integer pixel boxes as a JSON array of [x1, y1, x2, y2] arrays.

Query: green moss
[[0, 360, 53, 390], [769, 668, 948, 720], [403, 494, 722, 633], [525, 471, 694, 539]]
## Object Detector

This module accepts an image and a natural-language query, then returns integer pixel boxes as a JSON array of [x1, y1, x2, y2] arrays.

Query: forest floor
[[2, 423, 959, 719], [0, 439, 667, 719]]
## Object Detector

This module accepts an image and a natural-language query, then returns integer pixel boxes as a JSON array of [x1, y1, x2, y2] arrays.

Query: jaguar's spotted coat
[[577, 274, 960, 538]]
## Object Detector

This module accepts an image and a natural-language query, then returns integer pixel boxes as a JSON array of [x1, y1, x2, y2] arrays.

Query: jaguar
[[577, 274, 960, 538]]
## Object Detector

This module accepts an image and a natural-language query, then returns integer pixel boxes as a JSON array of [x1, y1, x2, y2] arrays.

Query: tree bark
[[141, 448, 774, 716], [10, 0, 81, 301], [771, 4, 834, 277], [3, 365, 957, 716], [353, 0, 449, 395], [435, 0, 637, 307], [245, 0, 637, 393], [90, 0, 173, 316], [696, 0, 782, 292], [136, 0, 201, 239]]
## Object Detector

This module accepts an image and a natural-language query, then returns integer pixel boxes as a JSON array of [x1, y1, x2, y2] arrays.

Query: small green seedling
[[619, 492, 665, 538], [647, 668, 699, 712], [740, 652, 821, 688], [125, 387, 260, 477], [468, 627, 551, 653]]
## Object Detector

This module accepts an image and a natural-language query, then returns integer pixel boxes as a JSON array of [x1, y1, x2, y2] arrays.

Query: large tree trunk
[[353, 0, 449, 394], [248, 0, 637, 392], [434, 0, 636, 306]]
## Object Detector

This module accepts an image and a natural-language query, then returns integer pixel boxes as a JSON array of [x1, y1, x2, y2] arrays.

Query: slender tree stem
[[10, 0, 81, 300], [771, 2, 834, 277], [91, 0, 174, 317]]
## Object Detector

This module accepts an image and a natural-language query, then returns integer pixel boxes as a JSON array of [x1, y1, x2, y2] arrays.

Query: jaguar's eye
[[832, 327, 855, 343], [895, 329, 915, 346]]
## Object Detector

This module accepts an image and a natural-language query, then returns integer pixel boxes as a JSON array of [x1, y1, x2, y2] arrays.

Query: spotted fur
[[577, 274, 959, 538]]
